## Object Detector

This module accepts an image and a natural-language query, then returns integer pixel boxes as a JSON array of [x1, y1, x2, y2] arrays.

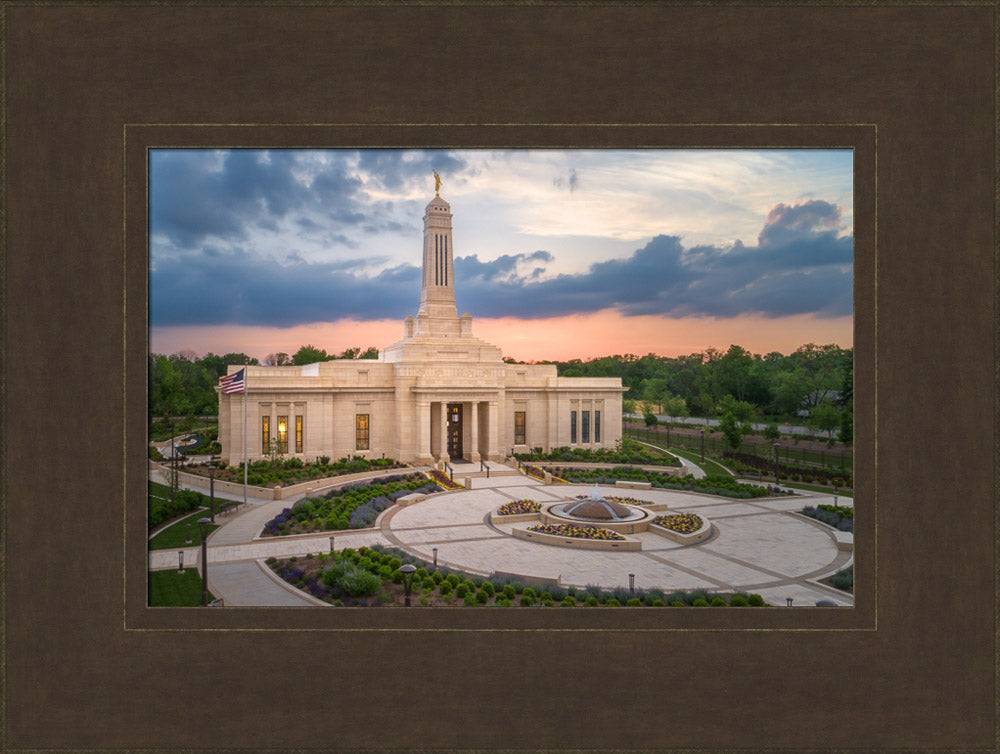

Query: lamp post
[[433, 547, 438, 568], [198, 517, 211, 606], [773, 442, 781, 485], [700, 425, 706, 463], [400, 563, 417, 606], [207, 464, 216, 523]]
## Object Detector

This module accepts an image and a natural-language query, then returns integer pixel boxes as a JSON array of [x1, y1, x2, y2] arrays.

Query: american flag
[[219, 368, 245, 394]]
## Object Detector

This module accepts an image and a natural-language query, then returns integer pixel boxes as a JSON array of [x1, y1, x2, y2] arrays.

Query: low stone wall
[[491, 511, 541, 524], [528, 461, 686, 478], [538, 504, 653, 535], [511, 526, 642, 551], [615, 480, 652, 490]]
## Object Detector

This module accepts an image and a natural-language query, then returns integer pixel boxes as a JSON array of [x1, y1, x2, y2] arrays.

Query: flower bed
[[427, 469, 463, 490], [652, 513, 704, 534], [261, 474, 438, 535], [604, 495, 653, 506], [187, 455, 404, 487], [554, 467, 783, 499], [528, 523, 625, 541], [264, 545, 768, 607], [801, 504, 853, 532], [515, 439, 681, 467], [522, 464, 547, 481], [496, 499, 541, 515]]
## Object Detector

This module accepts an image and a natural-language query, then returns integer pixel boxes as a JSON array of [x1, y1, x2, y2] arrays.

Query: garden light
[[433, 547, 438, 567], [177, 550, 184, 572], [186, 522, 192, 544], [400, 563, 417, 606], [629, 573, 635, 594], [198, 517, 211, 606], [207, 464, 216, 523]]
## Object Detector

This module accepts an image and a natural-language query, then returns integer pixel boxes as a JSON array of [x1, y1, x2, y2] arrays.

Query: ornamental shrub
[[560, 596, 576, 606], [748, 594, 765, 606], [415, 568, 429, 580], [265, 557, 277, 566], [711, 597, 726, 606], [729, 595, 748, 606], [502, 584, 517, 600], [692, 598, 709, 606], [604, 598, 621, 607], [584, 596, 599, 607], [651, 599, 666, 607], [495, 597, 511, 607], [419, 596, 431, 606], [446, 574, 460, 588], [455, 583, 470, 599], [670, 601, 685, 607], [439, 581, 452, 596], [522, 587, 537, 601], [627, 598, 642, 607], [539, 591, 552, 603], [422, 577, 435, 589], [481, 581, 495, 597], [520, 593, 536, 607], [476, 589, 489, 604], [463, 594, 477, 606], [431, 571, 444, 584]]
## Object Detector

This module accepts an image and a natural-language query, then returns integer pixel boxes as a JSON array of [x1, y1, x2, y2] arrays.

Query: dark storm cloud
[[150, 150, 365, 248], [455, 200, 851, 320], [152, 198, 851, 327], [150, 249, 420, 327]]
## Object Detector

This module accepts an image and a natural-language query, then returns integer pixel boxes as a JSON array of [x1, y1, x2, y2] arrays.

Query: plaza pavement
[[149, 462, 854, 608]]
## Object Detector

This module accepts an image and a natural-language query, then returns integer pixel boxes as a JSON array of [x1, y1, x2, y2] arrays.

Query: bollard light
[[629, 573, 635, 594], [400, 564, 417, 606], [786, 597, 794, 607], [329, 536, 335, 553], [186, 522, 192, 544], [433, 547, 438, 567], [178, 550, 184, 572]]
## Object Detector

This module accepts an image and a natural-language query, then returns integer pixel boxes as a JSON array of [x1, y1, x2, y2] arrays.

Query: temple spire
[[417, 189, 457, 321]]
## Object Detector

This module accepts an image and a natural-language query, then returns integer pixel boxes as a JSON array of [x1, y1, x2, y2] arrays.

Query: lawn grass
[[148, 480, 172, 502], [772, 481, 854, 498], [148, 509, 220, 550], [148, 568, 214, 606]]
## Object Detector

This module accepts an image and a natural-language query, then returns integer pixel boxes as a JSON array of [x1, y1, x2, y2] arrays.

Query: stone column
[[468, 401, 481, 462], [416, 401, 433, 465], [439, 401, 450, 463], [487, 400, 499, 461]]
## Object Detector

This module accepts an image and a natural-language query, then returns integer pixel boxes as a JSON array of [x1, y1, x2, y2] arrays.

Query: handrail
[[444, 462, 453, 482], [480, 459, 490, 478]]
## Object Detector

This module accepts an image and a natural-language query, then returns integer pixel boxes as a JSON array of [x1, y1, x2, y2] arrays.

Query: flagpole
[[243, 366, 248, 508]]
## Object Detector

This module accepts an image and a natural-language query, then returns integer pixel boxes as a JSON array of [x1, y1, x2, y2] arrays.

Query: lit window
[[295, 415, 303, 454], [595, 410, 601, 443], [356, 413, 370, 451], [276, 415, 288, 453], [582, 411, 590, 443], [261, 415, 270, 454], [514, 411, 526, 445], [570, 411, 577, 444]]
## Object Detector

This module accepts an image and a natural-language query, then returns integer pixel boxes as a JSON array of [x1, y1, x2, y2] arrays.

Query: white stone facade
[[219, 192, 625, 465]]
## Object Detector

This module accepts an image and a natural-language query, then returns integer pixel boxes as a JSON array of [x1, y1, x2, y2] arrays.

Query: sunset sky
[[149, 148, 853, 362]]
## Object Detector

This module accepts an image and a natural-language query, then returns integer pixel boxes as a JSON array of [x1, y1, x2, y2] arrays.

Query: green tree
[[810, 400, 841, 438], [338, 346, 361, 359], [622, 398, 636, 414], [359, 347, 379, 359], [643, 409, 658, 428], [292, 344, 330, 365], [264, 352, 291, 365], [838, 409, 853, 445], [719, 412, 743, 451], [763, 422, 781, 442]]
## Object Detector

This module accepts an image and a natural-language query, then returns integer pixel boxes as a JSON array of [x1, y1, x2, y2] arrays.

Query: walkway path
[[150, 462, 853, 607]]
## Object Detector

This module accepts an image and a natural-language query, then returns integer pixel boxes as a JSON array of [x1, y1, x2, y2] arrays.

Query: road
[[624, 414, 826, 438]]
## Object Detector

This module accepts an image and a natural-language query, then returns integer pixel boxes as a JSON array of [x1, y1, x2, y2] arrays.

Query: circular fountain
[[541, 485, 653, 535]]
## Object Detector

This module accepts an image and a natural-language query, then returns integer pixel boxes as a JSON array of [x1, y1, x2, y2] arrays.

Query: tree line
[[150, 341, 853, 444], [149, 344, 379, 419]]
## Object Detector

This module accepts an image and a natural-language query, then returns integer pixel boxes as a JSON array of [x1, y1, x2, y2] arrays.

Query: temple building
[[218, 185, 624, 466]]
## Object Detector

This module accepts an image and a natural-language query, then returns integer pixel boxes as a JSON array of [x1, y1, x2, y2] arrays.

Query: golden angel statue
[[433, 170, 442, 195]]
